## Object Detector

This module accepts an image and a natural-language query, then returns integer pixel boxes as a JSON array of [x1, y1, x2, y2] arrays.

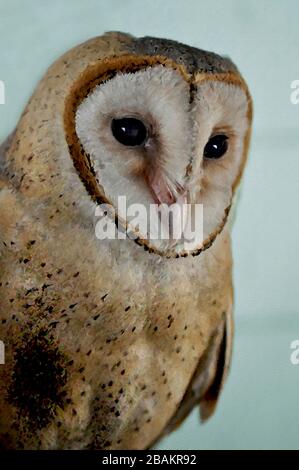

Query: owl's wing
[[199, 302, 233, 421], [0, 133, 14, 168], [161, 296, 234, 437], [0, 133, 23, 244]]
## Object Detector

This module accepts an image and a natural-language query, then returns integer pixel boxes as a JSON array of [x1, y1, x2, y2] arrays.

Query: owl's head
[[14, 32, 253, 258]]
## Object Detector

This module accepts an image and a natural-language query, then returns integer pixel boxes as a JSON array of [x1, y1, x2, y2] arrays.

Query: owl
[[0, 32, 252, 450]]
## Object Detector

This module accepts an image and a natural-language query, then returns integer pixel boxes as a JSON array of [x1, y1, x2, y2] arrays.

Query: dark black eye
[[111, 117, 147, 147], [203, 134, 228, 159]]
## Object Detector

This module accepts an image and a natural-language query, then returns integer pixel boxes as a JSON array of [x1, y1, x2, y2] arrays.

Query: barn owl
[[0, 32, 252, 450]]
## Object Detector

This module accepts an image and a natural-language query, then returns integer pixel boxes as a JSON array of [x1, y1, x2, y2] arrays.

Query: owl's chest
[[71, 238, 230, 449], [82, 238, 214, 345], [76, 235, 229, 385]]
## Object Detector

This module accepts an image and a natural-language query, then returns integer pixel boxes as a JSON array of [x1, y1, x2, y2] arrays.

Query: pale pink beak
[[147, 168, 184, 206], [147, 169, 189, 245]]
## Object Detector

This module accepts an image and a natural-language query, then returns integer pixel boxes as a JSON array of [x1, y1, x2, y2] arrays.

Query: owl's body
[[0, 33, 251, 449]]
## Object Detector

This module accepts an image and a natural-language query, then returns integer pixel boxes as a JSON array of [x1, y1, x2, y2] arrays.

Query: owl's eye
[[203, 134, 228, 159], [111, 117, 147, 147]]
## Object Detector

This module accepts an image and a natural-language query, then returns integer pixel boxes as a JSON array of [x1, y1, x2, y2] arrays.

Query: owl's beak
[[147, 168, 186, 206], [147, 169, 190, 245]]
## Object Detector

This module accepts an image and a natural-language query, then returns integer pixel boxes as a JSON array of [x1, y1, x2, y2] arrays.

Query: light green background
[[0, 0, 298, 450]]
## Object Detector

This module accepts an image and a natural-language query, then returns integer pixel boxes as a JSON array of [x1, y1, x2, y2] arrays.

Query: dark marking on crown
[[127, 36, 238, 75]]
